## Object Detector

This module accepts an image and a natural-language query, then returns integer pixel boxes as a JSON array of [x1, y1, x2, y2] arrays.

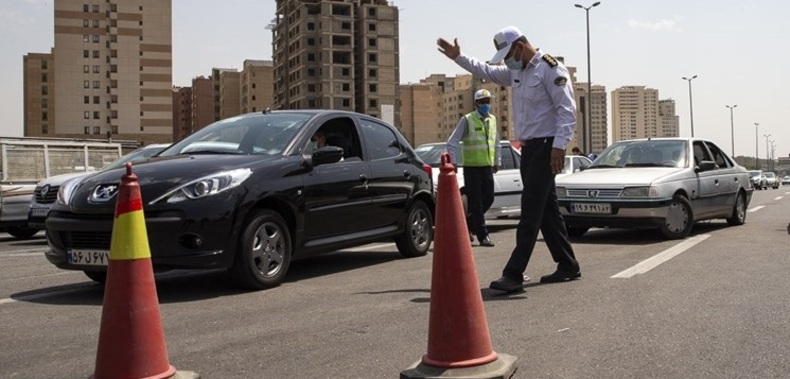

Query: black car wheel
[[230, 209, 292, 290], [660, 194, 693, 239], [726, 192, 747, 226], [5, 226, 38, 239], [83, 270, 107, 284], [395, 199, 433, 258]]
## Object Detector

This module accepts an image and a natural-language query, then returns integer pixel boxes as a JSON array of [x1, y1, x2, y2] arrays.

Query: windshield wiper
[[587, 164, 619, 169]]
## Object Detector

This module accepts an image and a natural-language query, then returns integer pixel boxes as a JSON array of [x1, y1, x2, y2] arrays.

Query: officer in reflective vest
[[447, 89, 501, 247]]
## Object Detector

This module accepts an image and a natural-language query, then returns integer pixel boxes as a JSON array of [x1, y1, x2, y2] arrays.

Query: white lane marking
[[7, 252, 45, 257], [0, 284, 98, 306], [774, 196, 783, 201], [611, 234, 710, 279], [748, 205, 765, 213], [786, 192, 790, 195]]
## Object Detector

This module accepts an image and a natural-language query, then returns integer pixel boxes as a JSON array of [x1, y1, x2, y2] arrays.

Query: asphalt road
[[2, 188, 789, 378]]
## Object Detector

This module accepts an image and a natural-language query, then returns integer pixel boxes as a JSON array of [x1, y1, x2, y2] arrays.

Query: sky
[[2, 0, 788, 160]]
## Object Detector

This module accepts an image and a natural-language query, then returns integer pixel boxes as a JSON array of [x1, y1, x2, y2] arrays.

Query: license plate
[[571, 203, 611, 214], [67, 250, 109, 266], [30, 208, 49, 217]]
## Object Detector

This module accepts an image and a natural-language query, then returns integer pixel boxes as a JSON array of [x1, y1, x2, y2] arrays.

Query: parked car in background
[[557, 155, 594, 180], [28, 143, 170, 231], [556, 138, 753, 239], [763, 171, 779, 189], [414, 141, 522, 219], [45, 110, 434, 290], [749, 170, 766, 190], [782, 175, 790, 186]]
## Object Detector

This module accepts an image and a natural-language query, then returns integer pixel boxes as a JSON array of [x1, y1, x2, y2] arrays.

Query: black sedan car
[[45, 110, 435, 290]]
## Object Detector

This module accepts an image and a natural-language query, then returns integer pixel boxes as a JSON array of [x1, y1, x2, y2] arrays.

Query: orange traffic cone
[[401, 153, 517, 379], [92, 163, 198, 379]]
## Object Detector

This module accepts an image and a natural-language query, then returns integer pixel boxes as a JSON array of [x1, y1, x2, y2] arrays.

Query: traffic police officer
[[447, 89, 501, 247], [437, 26, 581, 292]]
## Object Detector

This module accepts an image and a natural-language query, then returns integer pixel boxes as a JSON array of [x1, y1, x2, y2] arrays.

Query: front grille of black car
[[60, 231, 112, 249], [34, 186, 60, 203]]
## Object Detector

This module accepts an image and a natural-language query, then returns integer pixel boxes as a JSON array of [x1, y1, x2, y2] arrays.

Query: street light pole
[[764, 134, 771, 171], [754, 123, 759, 169], [725, 104, 737, 156], [575, 1, 601, 155], [682, 75, 698, 137]]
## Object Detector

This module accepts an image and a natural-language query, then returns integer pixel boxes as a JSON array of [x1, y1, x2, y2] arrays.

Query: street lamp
[[575, 1, 601, 155], [682, 75, 698, 137], [754, 123, 759, 169], [763, 134, 771, 171], [725, 104, 737, 156]]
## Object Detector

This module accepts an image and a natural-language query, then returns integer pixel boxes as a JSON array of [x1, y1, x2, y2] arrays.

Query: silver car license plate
[[571, 203, 611, 214]]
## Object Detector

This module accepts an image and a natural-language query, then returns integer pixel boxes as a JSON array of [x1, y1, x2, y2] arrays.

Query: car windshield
[[415, 144, 458, 167], [160, 113, 313, 157], [749, 171, 761, 178], [765, 172, 775, 178], [588, 140, 688, 169], [101, 146, 167, 171]]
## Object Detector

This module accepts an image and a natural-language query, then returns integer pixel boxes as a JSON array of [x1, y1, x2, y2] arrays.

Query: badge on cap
[[554, 77, 568, 86]]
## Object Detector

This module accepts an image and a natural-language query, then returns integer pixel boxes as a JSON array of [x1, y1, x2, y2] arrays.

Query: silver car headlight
[[150, 168, 252, 204], [56, 177, 84, 206], [556, 186, 567, 197], [620, 186, 658, 198]]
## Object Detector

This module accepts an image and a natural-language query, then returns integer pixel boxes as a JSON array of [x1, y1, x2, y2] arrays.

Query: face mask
[[504, 47, 523, 70], [478, 104, 491, 115]]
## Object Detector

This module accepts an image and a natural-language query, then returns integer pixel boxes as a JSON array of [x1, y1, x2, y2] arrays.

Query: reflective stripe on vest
[[462, 112, 497, 167]]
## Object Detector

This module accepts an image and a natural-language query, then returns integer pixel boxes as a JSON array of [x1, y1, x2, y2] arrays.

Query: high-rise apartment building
[[240, 60, 275, 113], [23, 52, 55, 137], [573, 83, 608, 154], [172, 86, 192, 140], [658, 99, 679, 138], [219, 70, 241, 120], [611, 86, 659, 142], [191, 76, 214, 131], [211, 67, 235, 122], [24, 0, 174, 144], [272, 0, 399, 126], [399, 84, 442, 146]]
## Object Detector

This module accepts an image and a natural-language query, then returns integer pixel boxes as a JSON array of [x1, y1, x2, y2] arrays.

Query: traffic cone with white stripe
[[91, 163, 198, 379], [401, 153, 517, 379]]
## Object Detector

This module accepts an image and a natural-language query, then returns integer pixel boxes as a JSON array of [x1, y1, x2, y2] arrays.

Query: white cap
[[473, 89, 492, 101], [489, 26, 523, 64]]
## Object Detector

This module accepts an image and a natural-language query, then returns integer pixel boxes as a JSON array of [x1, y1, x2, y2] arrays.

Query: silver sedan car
[[556, 138, 753, 239]]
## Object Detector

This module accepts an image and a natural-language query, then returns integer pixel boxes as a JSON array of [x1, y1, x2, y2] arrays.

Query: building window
[[93, 96, 100, 104], [83, 19, 89, 27], [92, 19, 99, 27], [83, 65, 90, 73], [93, 111, 100, 119], [42, 125, 48, 134], [41, 73, 48, 82], [93, 65, 100, 73], [369, 84, 377, 93], [307, 68, 315, 77], [368, 38, 376, 47], [368, 23, 376, 31], [83, 50, 89, 58], [41, 98, 48, 108], [41, 111, 48, 121], [83, 80, 90, 88], [84, 111, 90, 119], [369, 99, 377, 108], [368, 8, 376, 17], [307, 38, 315, 46], [92, 35, 100, 43], [307, 22, 315, 30], [342, 83, 350, 91], [342, 68, 350, 76], [369, 68, 377, 77], [342, 99, 350, 107], [93, 126, 101, 134], [252, 95, 256, 101], [92, 4, 99, 12], [83, 4, 89, 12], [368, 53, 377, 63], [93, 50, 99, 58], [41, 86, 47, 95], [93, 80, 100, 88], [84, 126, 90, 134], [84, 96, 90, 104], [83, 35, 89, 42], [111, 4, 117, 12], [342, 22, 351, 30], [41, 60, 47, 69]]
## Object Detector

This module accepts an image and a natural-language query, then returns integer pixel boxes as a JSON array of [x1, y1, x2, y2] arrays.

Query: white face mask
[[504, 46, 523, 70]]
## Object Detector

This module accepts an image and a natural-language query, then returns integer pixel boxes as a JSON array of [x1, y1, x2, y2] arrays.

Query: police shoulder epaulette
[[542, 54, 558, 68]]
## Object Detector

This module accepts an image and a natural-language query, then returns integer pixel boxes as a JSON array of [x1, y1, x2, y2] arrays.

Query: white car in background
[[415, 141, 523, 219], [28, 143, 170, 231]]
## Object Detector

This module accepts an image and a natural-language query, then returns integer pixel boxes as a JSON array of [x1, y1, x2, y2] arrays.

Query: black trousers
[[463, 166, 495, 239], [502, 137, 579, 281]]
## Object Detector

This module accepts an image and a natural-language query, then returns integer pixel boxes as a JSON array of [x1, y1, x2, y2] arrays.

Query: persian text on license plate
[[571, 203, 611, 214], [67, 250, 109, 266]]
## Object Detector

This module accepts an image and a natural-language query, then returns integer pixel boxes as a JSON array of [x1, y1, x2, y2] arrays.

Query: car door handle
[[359, 174, 368, 183]]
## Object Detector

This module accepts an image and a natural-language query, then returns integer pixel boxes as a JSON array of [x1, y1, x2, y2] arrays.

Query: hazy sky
[[2, 0, 788, 159]]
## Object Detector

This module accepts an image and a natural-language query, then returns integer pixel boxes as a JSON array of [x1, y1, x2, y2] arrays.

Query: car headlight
[[150, 168, 252, 204], [556, 186, 567, 197], [56, 177, 85, 206], [620, 186, 658, 198]]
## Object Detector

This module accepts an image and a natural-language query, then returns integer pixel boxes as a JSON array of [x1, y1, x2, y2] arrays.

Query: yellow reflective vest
[[462, 112, 497, 167]]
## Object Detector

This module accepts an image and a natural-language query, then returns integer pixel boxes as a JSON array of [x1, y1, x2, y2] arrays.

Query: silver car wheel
[[664, 201, 689, 233], [409, 207, 432, 250], [251, 221, 286, 278]]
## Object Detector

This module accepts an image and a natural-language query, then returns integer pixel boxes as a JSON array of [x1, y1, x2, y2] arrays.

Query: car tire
[[395, 199, 433, 258], [659, 194, 693, 240], [726, 192, 747, 226], [230, 209, 292, 290], [5, 226, 38, 239], [83, 270, 107, 284], [566, 226, 589, 237]]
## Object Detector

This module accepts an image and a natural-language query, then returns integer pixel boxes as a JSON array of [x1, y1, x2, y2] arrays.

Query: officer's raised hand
[[437, 38, 461, 60]]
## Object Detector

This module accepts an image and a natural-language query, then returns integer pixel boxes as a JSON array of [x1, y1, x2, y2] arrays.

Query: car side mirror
[[695, 160, 716, 172], [311, 146, 344, 166]]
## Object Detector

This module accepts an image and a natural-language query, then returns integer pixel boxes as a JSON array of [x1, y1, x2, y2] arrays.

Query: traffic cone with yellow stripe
[[401, 153, 517, 379], [92, 163, 198, 379]]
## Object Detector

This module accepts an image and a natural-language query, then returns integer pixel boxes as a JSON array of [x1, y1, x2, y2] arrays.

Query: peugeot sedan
[[45, 110, 435, 289], [556, 138, 753, 239]]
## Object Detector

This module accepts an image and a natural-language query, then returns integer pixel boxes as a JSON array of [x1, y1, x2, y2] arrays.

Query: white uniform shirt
[[454, 50, 577, 150], [446, 111, 502, 167]]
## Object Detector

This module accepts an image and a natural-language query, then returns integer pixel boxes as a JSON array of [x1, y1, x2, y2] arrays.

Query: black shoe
[[489, 276, 523, 292], [478, 235, 495, 247], [540, 270, 581, 283]]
